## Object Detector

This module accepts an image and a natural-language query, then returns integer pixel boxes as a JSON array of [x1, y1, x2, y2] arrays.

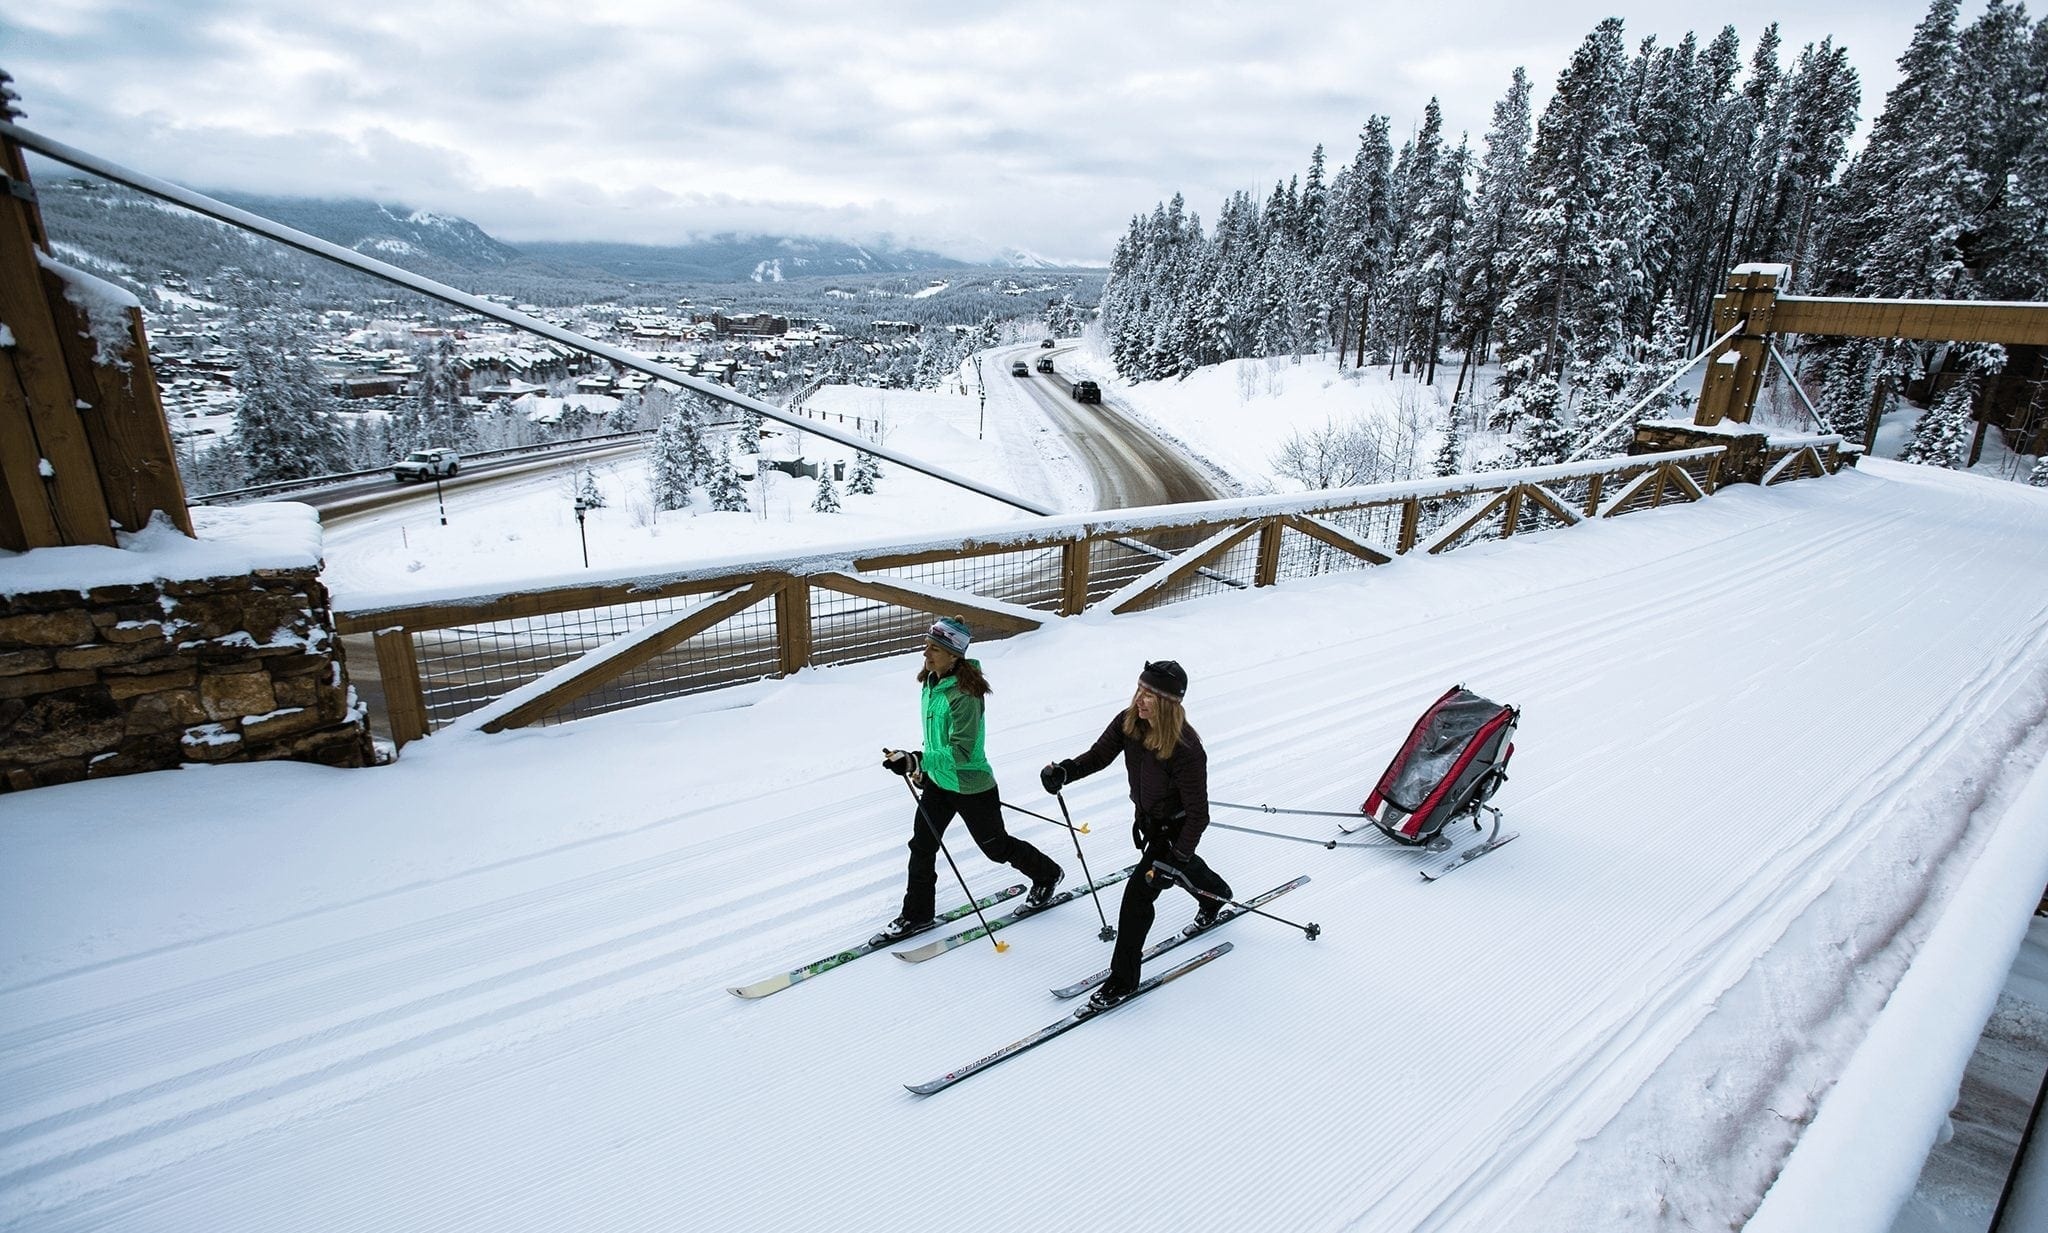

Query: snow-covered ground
[[4, 341, 2047, 1231]]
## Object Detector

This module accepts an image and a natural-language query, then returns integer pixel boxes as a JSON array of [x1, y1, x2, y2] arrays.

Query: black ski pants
[[1108, 844, 1232, 991], [901, 782, 1061, 921]]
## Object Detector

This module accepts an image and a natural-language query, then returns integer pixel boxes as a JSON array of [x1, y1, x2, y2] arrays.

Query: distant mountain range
[[212, 193, 1084, 282]]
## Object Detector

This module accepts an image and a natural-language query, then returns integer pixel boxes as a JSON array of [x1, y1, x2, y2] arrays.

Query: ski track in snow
[[3, 466, 2048, 1230]]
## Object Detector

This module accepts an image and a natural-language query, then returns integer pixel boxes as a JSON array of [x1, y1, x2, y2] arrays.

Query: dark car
[[1039, 338, 1055, 348], [1010, 361, 1030, 376], [1035, 357, 1055, 373], [1072, 380, 1102, 403]]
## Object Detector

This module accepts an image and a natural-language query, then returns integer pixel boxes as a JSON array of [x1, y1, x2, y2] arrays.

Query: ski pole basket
[[1360, 686, 1517, 847]]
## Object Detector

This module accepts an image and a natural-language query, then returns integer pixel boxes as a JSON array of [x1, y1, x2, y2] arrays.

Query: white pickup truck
[[392, 448, 460, 482]]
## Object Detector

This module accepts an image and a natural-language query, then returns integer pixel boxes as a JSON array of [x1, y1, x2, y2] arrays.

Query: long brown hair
[[919, 650, 990, 698], [1122, 687, 1185, 759]]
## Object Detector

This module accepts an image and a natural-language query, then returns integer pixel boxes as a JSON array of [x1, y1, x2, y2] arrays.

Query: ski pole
[[1000, 800, 1089, 834], [1054, 790, 1115, 942], [903, 775, 1008, 954], [1151, 859, 1321, 940], [1207, 819, 1389, 850], [1211, 799, 1367, 820]]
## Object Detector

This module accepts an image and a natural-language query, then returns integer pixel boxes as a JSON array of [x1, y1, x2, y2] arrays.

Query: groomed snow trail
[[3, 463, 2047, 1231]]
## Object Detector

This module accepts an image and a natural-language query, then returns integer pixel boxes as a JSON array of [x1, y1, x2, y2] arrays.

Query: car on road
[[1035, 357, 1055, 373], [1072, 380, 1102, 403], [1011, 361, 1030, 376], [1039, 338, 1055, 348], [393, 447, 461, 482]]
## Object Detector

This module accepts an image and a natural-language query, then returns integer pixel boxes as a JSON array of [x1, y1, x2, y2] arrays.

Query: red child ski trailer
[[1358, 685, 1519, 878]]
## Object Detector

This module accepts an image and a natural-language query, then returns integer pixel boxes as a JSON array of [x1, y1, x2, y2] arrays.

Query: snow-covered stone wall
[[0, 565, 372, 790]]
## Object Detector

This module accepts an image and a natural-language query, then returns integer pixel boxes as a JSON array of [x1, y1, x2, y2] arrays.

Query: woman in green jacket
[[877, 616, 1063, 940]]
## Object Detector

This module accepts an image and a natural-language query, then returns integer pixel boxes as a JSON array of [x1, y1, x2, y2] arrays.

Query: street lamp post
[[433, 474, 448, 526], [973, 354, 986, 440], [573, 495, 590, 568]]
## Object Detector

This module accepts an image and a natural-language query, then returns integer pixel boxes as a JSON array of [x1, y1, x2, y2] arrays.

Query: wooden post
[[1695, 265, 1782, 427], [776, 576, 811, 676], [1060, 537, 1091, 615], [0, 126, 115, 549], [1500, 486, 1525, 538], [41, 286, 193, 535], [373, 628, 429, 747], [1397, 496, 1421, 555], [1254, 519, 1283, 587]]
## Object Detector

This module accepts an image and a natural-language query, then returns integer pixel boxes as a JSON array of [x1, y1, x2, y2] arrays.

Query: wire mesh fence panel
[[1543, 475, 1601, 519], [553, 600, 782, 724], [1156, 533, 1262, 606], [809, 586, 940, 669], [1429, 495, 1512, 554], [1511, 487, 1578, 537], [871, 544, 1068, 613], [1672, 454, 1719, 493], [1413, 487, 1505, 549], [1083, 537, 1170, 607], [1274, 503, 1405, 582], [1602, 466, 1678, 518], [411, 592, 762, 731]]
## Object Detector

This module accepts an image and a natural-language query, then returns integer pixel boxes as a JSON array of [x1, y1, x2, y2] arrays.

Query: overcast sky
[[4, 1, 1935, 265]]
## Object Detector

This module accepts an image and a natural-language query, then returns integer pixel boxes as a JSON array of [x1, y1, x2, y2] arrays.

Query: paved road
[[997, 343, 1223, 508], [325, 357, 1226, 741]]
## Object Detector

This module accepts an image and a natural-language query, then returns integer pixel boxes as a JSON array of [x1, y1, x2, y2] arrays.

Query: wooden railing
[[332, 439, 1850, 745]]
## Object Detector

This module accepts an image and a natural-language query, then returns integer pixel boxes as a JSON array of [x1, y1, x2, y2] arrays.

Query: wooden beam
[[373, 628, 429, 747], [1772, 296, 2048, 346], [1101, 523, 1259, 615], [479, 582, 774, 733], [1518, 483, 1585, 529], [0, 145, 112, 548], [333, 573, 762, 635], [1420, 489, 1511, 554], [1282, 514, 1397, 565], [807, 571, 1046, 634], [41, 287, 193, 536]]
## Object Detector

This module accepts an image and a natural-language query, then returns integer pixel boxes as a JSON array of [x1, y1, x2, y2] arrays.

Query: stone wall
[[0, 566, 373, 790]]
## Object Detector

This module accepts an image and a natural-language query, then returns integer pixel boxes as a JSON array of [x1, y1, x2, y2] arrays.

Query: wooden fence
[[333, 437, 1850, 745]]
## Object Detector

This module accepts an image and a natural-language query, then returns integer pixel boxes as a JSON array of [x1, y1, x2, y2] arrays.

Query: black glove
[[1039, 762, 1068, 794], [882, 749, 922, 778], [1170, 842, 1195, 865]]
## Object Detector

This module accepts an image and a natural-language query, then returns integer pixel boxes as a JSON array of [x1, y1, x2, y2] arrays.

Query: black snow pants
[[1107, 841, 1232, 991], [901, 782, 1061, 922]]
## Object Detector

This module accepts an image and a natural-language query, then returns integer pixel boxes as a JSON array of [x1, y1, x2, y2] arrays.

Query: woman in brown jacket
[[1041, 659, 1232, 1009]]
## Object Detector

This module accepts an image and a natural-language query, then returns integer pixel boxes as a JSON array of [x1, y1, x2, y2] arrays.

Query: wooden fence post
[[1254, 519, 1283, 587], [373, 628, 429, 747], [1061, 538, 1091, 615], [776, 576, 811, 675]]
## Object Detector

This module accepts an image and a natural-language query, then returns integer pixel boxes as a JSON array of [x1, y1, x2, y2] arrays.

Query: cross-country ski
[[893, 865, 1136, 962], [906, 942, 1234, 1095], [728, 884, 1025, 998], [1050, 876, 1310, 998]]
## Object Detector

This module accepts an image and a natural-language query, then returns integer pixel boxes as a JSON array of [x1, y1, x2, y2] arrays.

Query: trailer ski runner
[[894, 865, 1136, 963], [728, 884, 1025, 998], [906, 942, 1233, 1095]]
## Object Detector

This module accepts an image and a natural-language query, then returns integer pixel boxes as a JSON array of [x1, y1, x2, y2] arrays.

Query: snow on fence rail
[[333, 442, 1850, 744]]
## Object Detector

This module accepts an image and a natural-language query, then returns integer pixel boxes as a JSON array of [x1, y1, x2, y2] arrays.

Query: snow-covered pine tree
[[1506, 373, 1570, 466], [847, 450, 879, 495], [2029, 456, 2048, 487], [1433, 412, 1464, 477], [1899, 373, 1978, 469], [710, 444, 749, 512], [649, 403, 693, 510], [811, 470, 841, 513], [1450, 68, 1532, 395], [737, 403, 763, 454], [577, 469, 606, 509]]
